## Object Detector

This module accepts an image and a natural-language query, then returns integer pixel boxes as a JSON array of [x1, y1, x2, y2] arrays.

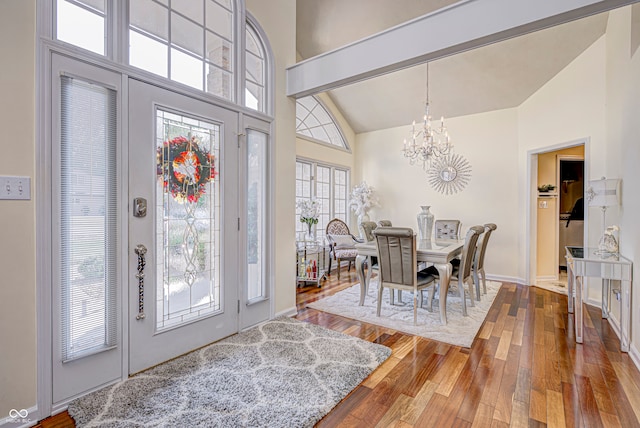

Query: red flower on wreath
[[157, 135, 217, 203]]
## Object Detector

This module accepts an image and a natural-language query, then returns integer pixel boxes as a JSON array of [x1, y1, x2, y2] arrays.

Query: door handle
[[134, 244, 147, 320]]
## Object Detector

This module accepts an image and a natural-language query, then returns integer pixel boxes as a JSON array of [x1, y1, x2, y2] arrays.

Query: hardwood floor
[[36, 266, 640, 427]]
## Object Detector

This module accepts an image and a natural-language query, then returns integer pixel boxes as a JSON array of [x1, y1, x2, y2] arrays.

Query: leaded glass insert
[[156, 109, 221, 330]]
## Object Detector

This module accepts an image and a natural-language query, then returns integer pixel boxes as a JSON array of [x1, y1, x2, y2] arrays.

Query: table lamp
[[586, 177, 620, 254]]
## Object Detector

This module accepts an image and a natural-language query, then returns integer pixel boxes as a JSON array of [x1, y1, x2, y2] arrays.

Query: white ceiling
[[296, 0, 609, 133]]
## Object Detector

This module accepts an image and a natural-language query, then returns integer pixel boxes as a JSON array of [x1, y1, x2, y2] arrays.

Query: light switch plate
[[0, 176, 31, 200]]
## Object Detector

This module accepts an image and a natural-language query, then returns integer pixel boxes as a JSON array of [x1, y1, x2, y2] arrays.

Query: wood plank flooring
[[295, 268, 640, 427], [36, 266, 640, 427]]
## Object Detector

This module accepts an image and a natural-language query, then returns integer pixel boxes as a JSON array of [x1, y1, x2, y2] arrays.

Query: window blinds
[[60, 75, 118, 362]]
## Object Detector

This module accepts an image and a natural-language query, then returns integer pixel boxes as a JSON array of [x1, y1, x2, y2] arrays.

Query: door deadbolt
[[133, 197, 147, 218]]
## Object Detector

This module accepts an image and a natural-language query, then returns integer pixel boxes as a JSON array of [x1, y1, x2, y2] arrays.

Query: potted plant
[[537, 184, 556, 193]]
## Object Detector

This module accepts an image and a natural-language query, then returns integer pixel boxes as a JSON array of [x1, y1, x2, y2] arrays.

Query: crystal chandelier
[[402, 63, 453, 170]]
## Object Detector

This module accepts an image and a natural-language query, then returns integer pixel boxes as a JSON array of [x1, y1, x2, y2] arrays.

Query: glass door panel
[[155, 109, 221, 330], [128, 78, 238, 374]]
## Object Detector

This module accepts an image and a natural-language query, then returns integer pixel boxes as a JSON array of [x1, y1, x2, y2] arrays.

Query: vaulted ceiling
[[296, 0, 609, 133]]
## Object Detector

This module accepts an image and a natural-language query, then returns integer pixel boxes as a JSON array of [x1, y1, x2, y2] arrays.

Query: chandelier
[[402, 63, 453, 170]]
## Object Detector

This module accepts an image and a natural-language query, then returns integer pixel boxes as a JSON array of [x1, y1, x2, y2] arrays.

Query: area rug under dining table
[[307, 280, 503, 348], [68, 317, 391, 428]]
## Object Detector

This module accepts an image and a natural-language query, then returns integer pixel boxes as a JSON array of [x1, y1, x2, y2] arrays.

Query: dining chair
[[377, 220, 392, 227], [422, 225, 483, 316], [326, 218, 360, 279], [434, 219, 462, 239], [359, 221, 380, 292], [359, 221, 378, 243], [472, 223, 497, 298], [373, 227, 437, 325]]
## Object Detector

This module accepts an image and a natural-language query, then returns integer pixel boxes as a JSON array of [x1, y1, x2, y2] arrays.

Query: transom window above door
[[53, 0, 270, 114], [129, 0, 235, 98]]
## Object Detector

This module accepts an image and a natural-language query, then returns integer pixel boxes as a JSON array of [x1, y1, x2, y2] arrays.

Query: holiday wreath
[[157, 135, 218, 203]]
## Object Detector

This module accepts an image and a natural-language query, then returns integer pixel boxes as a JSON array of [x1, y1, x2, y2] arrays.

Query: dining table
[[355, 238, 465, 325]]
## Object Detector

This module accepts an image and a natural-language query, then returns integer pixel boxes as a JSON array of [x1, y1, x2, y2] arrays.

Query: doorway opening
[[533, 144, 585, 294]]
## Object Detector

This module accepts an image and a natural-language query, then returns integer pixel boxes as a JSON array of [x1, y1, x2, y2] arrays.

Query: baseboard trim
[[274, 306, 298, 318], [1, 405, 38, 428], [536, 275, 558, 282], [486, 274, 527, 286], [629, 343, 640, 372], [582, 301, 639, 371]]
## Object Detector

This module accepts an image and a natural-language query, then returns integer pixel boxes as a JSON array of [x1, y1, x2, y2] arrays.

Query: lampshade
[[586, 178, 620, 207]]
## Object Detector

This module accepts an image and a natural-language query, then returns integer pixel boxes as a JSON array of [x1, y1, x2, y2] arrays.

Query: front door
[[128, 79, 239, 374]]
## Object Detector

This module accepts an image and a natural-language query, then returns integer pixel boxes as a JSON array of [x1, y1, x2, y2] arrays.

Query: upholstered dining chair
[[472, 223, 497, 298], [422, 225, 483, 316], [359, 221, 378, 243], [377, 220, 392, 227], [373, 227, 437, 325], [434, 219, 462, 239], [359, 221, 380, 290], [326, 218, 360, 279]]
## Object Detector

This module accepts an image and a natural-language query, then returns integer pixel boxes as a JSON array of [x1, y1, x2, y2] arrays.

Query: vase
[[306, 222, 315, 242], [417, 206, 434, 240], [357, 212, 370, 238], [598, 229, 619, 254]]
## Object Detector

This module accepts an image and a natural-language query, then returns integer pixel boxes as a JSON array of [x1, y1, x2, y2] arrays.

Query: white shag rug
[[68, 317, 391, 428], [307, 280, 503, 348]]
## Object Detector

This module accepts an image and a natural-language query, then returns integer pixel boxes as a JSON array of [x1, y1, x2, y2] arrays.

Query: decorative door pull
[[134, 244, 147, 320]]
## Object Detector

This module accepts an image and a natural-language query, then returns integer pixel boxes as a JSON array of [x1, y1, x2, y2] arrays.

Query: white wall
[[605, 4, 640, 359], [355, 108, 520, 282], [518, 35, 607, 299], [246, 0, 297, 316], [0, 0, 36, 416]]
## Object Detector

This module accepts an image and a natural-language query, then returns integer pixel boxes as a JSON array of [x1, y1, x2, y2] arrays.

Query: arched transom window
[[296, 96, 349, 150]]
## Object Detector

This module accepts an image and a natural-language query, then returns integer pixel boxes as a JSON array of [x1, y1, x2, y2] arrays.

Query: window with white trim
[[59, 75, 118, 361], [51, 0, 277, 318], [295, 160, 350, 243], [54, 0, 249, 103], [55, 0, 107, 56], [128, 0, 234, 98], [296, 96, 349, 150], [245, 21, 266, 112]]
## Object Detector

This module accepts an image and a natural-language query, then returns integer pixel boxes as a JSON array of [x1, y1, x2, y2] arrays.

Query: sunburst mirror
[[428, 153, 472, 195]]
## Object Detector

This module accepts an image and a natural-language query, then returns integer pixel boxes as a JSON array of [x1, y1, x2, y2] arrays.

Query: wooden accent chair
[[373, 227, 437, 325], [326, 218, 360, 279]]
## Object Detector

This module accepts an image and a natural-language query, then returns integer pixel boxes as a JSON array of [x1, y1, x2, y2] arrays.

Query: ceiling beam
[[286, 0, 637, 98]]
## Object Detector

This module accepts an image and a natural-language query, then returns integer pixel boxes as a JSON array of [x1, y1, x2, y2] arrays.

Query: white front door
[[128, 79, 239, 374]]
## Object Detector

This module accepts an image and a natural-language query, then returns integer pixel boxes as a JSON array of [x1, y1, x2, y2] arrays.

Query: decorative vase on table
[[597, 225, 619, 254], [306, 222, 315, 242], [417, 206, 434, 240]]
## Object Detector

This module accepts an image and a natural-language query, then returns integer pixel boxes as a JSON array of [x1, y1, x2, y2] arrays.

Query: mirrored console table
[[565, 246, 633, 352], [296, 240, 327, 288]]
